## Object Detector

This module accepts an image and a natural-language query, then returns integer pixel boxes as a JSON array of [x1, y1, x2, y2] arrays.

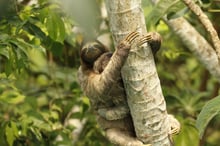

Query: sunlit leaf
[[174, 117, 199, 146], [23, 21, 47, 41], [0, 45, 9, 59], [146, 0, 184, 27], [51, 104, 63, 113], [29, 127, 43, 141], [45, 12, 65, 43], [20, 119, 29, 137], [5, 121, 18, 146], [0, 90, 25, 104], [5, 125, 14, 146], [9, 38, 29, 56], [28, 48, 48, 72], [196, 96, 220, 138]]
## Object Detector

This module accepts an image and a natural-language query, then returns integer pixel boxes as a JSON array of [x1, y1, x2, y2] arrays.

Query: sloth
[[93, 32, 162, 121], [77, 31, 162, 146]]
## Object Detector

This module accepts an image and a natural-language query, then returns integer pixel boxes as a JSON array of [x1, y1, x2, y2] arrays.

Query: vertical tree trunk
[[104, 0, 171, 145]]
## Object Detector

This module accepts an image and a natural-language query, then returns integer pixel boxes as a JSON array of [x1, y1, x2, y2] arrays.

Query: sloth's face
[[81, 41, 107, 65]]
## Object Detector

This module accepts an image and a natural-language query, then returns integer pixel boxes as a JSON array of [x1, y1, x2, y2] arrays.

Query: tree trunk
[[104, 0, 171, 145]]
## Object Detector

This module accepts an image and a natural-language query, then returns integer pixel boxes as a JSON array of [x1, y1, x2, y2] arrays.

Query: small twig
[[181, 0, 220, 62]]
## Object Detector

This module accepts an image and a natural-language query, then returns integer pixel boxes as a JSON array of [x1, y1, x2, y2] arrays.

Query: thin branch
[[181, 0, 220, 62], [164, 17, 220, 82], [150, 0, 220, 82]]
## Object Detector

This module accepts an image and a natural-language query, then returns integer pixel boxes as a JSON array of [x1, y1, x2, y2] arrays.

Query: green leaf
[[45, 13, 66, 43], [0, 90, 25, 104], [5, 121, 18, 146], [50, 41, 63, 56], [196, 96, 220, 138], [0, 33, 10, 42], [0, 84, 25, 104], [9, 38, 28, 56], [0, 122, 8, 146], [51, 104, 62, 113], [23, 21, 47, 41], [167, 7, 188, 20], [5, 125, 14, 146], [146, 0, 184, 27], [174, 117, 199, 146], [5, 58, 13, 76], [0, 45, 10, 59]]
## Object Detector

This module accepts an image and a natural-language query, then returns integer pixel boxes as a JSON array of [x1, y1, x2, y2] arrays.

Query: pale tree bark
[[181, 0, 220, 61], [104, 0, 174, 145], [164, 17, 220, 82], [150, 0, 220, 82]]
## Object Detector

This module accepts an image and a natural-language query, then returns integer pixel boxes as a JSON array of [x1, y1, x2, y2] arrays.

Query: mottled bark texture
[[150, 0, 220, 82], [164, 17, 220, 82], [104, 0, 174, 145], [181, 0, 220, 61]]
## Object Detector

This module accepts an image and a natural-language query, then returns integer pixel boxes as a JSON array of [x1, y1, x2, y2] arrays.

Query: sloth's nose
[[87, 46, 95, 53]]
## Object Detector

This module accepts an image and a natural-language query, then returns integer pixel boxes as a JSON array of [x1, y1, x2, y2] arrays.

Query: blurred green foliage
[[0, 0, 220, 146], [0, 0, 107, 145]]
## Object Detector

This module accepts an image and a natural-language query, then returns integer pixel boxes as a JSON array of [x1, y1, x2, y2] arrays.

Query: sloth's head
[[81, 41, 108, 68]]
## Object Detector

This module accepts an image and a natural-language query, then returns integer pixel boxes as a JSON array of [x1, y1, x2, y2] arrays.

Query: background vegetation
[[0, 0, 219, 146]]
